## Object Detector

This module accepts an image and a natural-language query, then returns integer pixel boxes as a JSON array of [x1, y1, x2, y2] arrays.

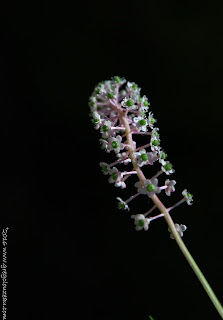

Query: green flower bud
[[138, 97, 143, 102], [152, 139, 159, 146], [111, 172, 118, 180], [102, 165, 108, 173], [132, 84, 137, 90], [118, 202, 125, 209], [96, 88, 100, 94], [114, 76, 120, 83], [146, 184, 155, 192], [93, 118, 100, 124], [150, 118, 155, 124], [102, 125, 108, 132], [144, 100, 149, 106], [89, 101, 95, 107], [112, 141, 118, 148], [141, 154, 148, 161], [139, 119, 147, 126], [165, 163, 172, 171], [138, 219, 144, 227], [161, 152, 166, 159], [154, 131, 158, 137], [187, 192, 192, 198], [126, 99, 134, 107], [108, 92, 114, 98]]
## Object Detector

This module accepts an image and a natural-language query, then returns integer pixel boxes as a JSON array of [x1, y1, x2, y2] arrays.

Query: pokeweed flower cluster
[[88, 76, 223, 318], [89, 76, 192, 237]]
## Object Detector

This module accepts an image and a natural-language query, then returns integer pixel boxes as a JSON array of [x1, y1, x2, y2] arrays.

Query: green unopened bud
[[138, 97, 143, 102], [114, 76, 120, 83], [118, 202, 125, 209], [187, 192, 192, 198], [154, 131, 158, 137], [146, 184, 155, 192], [139, 119, 147, 126], [152, 139, 159, 146], [144, 100, 149, 106], [111, 172, 118, 180], [165, 163, 172, 171], [102, 166, 108, 173], [161, 152, 166, 159], [112, 141, 118, 148], [102, 125, 108, 132], [141, 154, 148, 161], [138, 220, 144, 227], [93, 118, 100, 124], [108, 92, 114, 98], [150, 118, 155, 124], [96, 88, 100, 94], [132, 84, 137, 90], [126, 99, 134, 107]]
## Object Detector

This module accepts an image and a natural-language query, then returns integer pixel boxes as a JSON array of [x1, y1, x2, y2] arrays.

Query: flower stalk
[[89, 76, 223, 318]]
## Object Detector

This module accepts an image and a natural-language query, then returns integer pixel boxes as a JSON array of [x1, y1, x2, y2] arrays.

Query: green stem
[[152, 193, 223, 319], [119, 110, 223, 318]]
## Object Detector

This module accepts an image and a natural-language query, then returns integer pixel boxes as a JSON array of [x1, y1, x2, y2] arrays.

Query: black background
[[1, 1, 223, 320]]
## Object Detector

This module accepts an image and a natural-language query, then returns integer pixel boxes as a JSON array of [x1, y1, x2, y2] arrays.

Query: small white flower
[[108, 167, 126, 189], [116, 197, 129, 211], [99, 162, 111, 175], [151, 127, 160, 140], [107, 135, 125, 154], [131, 214, 151, 231], [135, 178, 161, 198], [115, 179, 126, 189], [126, 81, 141, 98], [119, 89, 127, 100], [165, 179, 176, 196], [116, 152, 131, 165], [133, 116, 148, 132], [157, 149, 167, 166], [99, 138, 109, 151], [92, 111, 101, 129], [121, 97, 138, 110], [147, 111, 157, 129], [103, 80, 112, 92], [147, 151, 159, 165], [168, 223, 187, 239], [100, 120, 112, 138], [112, 76, 126, 86], [161, 161, 175, 175], [135, 149, 151, 167], [88, 96, 97, 111], [138, 95, 150, 112], [94, 84, 107, 97], [182, 189, 193, 205], [150, 134, 160, 152]]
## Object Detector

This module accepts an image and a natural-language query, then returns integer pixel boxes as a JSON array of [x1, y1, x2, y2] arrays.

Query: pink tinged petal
[[155, 187, 161, 194], [180, 225, 187, 232]]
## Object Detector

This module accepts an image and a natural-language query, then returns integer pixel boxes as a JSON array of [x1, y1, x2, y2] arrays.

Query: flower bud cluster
[[89, 76, 193, 238]]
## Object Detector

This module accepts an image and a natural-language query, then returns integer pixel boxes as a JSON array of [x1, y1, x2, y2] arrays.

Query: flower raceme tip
[[89, 76, 193, 236]]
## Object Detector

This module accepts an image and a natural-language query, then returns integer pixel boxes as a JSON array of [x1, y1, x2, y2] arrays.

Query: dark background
[[1, 1, 223, 320]]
